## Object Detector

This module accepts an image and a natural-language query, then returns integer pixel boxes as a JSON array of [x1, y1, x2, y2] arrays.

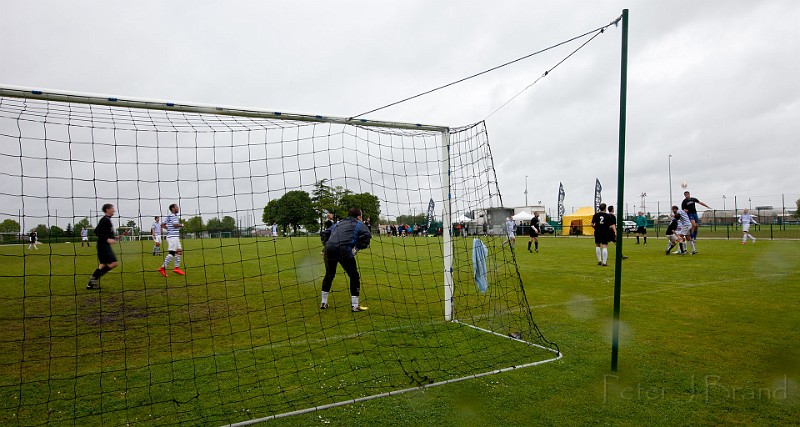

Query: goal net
[[0, 86, 559, 425]]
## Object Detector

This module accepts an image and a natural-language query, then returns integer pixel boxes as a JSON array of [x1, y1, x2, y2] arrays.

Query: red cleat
[[158, 267, 168, 277], [172, 267, 185, 276]]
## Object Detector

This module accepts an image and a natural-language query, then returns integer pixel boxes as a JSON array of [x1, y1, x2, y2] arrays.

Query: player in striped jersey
[[672, 205, 696, 255], [158, 204, 185, 276]]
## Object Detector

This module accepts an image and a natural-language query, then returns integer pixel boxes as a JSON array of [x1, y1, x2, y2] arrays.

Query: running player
[[739, 208, 758, 244], [681, 191, 712, 240], [158, 204, 185, 276], [527, 212, 541, 253], [591, 203, 615, 266], [86, 204, 118, 290], [27, 229, 39, 250], [151, 216, 162, 256], [501, 217, 516, 248]]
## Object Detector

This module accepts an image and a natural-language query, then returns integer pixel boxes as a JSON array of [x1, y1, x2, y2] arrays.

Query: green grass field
[[0, 235, 556, 426], [1, 234, 799, 426]]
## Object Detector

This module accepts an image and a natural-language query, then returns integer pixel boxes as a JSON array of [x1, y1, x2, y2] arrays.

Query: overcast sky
[[1, 0, 799, 223]]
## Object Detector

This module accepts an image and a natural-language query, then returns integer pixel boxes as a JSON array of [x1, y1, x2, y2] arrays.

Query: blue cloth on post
[[472, 238, 488, 293]]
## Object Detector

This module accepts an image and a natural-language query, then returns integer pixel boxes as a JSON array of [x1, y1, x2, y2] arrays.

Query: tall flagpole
[[611, 8, 629, 372]]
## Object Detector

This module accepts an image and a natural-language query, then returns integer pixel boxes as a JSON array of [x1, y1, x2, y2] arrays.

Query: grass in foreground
[[1, 235, 555, 425], [1, 235, 798, 425], [272, 235, 800, 426]]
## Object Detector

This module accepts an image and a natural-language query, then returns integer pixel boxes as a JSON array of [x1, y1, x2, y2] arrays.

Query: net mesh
[[0, 92, 558, 425]]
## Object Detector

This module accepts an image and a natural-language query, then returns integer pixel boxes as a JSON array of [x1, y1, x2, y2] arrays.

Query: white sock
[[351, 295, 359, 308], [742, 235, 747, 243], [321, 291, 329, 304], [596, 247, 602, 262], [174, 255, 181, 268], [690, 241, 696, 251], [162, 254, 173, 268], [602, 248, 608, 263]]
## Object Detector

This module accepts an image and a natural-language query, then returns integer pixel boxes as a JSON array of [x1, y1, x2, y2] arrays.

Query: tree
[[65, 223, 73, 237], [206, 217, 222, 232], [35, 224, 48, 239], [183, 216, 204, 234], [49, 225, 64, 239], [312, 179, 337, 219], [795, 198, 800, 218], [263, 199, 281, 226], [311, 179, 352, 221], [396, 214, 427, 225], [221, 216, 236, 232], [263, 191, 317, 234], [0, 219, 21, 243], [340, 192, 381, 225], [280, 191, 317, 233], [0, 219, 20, 233]]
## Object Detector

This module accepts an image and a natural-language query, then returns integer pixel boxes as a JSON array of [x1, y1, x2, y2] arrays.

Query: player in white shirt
[[151, 216, 162, 256], [158, 204, 185, 276], [672, 205, 696, 255], [501, 217, 516, 248], [80, 227, 90, 247], [272, 223, 278, 242], [739, 208, 758, 244]]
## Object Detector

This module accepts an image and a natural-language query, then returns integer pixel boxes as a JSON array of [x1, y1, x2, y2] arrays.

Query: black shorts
[[97, 244, 117, 264], [528, 230, 539, 238], [594, 230, 612, 245], [636, 226, 647, 235]]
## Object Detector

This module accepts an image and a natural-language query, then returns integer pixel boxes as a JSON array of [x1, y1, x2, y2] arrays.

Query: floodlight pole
[[525, 175, 529, 206], [611, 8, 629, 373], [668, 155, 673, 208]]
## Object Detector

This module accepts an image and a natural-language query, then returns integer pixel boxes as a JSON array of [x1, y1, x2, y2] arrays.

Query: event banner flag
[[594, 179, 602, 212], [426, 198, 435, 230], [557, 182, 565, 220]]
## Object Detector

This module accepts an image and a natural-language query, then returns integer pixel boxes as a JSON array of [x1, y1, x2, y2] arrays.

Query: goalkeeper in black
[[86, 203, 118, 290], [319, 208, 372, 312]]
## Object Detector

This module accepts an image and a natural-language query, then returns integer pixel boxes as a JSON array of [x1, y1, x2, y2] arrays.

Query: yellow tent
[[562, 206, 596, 236]]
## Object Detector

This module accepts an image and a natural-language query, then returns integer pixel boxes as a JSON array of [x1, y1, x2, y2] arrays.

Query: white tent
[[455, 214, 475, 222], [512, 211, 534, 221]]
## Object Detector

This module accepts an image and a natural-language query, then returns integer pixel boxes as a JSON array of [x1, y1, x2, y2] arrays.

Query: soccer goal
[[0, 85, 560, 425]]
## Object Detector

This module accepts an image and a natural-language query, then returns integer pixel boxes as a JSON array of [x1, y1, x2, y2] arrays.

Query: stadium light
[[668, 154, 673, 207]]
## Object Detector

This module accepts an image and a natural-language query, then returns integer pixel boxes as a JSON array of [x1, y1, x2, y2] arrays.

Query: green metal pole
[[611, 8, 629, 373]]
